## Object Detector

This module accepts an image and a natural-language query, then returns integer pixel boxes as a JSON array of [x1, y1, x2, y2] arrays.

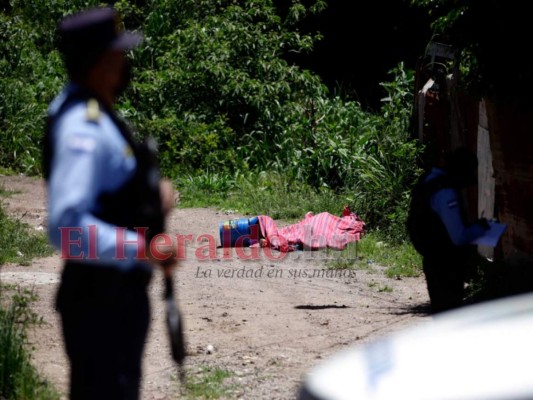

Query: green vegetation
[[0, 168, 17, 176], [0, 197, 56, 399], [367, 281, 393, 292], [169, 59, 422, 240], [377, 285, 393, 293], [0, 186, 19, 197], [355, 232, 422, 278], [177, 171, 341, 221], [411, 0, 529, 105], [327, 231, 422, 278], [1, 0, 423, 243], [184, 366, 235, 399], [0, 285, 60, 400], [0, 201, 53, 266], [0, 3, 425, 395]]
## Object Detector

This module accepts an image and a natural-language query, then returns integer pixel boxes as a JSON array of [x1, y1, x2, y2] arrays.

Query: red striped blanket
[[256, 206, 366, 252]]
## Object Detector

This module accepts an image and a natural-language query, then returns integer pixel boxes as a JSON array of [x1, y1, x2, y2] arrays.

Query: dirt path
[[0, 174, 431, 399]]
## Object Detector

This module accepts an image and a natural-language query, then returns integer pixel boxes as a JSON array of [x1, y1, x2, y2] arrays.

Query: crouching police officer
[[43, 7, 177, 400]]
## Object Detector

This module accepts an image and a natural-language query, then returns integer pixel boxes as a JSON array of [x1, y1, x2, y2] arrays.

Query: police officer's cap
[[57, 7, 142, 75]]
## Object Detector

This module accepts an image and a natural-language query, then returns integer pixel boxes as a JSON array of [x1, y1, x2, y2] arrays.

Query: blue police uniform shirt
[[425, 168, 486, 246], [47, 83, 149, 270]]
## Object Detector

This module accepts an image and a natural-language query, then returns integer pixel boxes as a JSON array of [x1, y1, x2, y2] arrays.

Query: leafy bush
[[346, 63, 422, 239], [1, 0, 422, 238], [0, 13, 62, 173], [0, 0, 103, 174], [121, 0, 327, 177]]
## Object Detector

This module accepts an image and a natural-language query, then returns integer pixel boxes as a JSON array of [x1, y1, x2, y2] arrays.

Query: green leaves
[[1, 0, 422, 239], [128, 0, 327, 177], [411, 0, 532, 104]]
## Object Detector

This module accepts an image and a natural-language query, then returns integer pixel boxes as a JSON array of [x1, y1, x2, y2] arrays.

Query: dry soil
[[0, 174, 432, 399]]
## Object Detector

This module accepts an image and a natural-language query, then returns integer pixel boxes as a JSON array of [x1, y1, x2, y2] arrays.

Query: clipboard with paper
[[472, 221, 507, 247]]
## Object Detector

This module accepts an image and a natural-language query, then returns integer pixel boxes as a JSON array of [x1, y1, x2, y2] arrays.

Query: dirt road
[[0, 174, 431, 399]]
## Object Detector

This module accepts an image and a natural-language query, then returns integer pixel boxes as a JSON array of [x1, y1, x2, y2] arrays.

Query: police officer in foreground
[[43, 6, 177, 400], [407, 147, 490, 314]]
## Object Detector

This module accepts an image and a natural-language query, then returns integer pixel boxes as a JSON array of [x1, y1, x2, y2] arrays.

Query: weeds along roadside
[[174, 170, 423, 279], [0, 285, 60, 400], [1, 1, 423, 275], [0, 193, 58, 400]]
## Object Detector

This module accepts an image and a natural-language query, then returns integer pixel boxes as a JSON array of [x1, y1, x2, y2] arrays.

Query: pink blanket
[[256, 206, 365, 252]]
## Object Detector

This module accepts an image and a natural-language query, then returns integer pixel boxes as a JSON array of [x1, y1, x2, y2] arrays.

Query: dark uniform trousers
[[56, 262, 152, 400], [422, 249, 469, 314]]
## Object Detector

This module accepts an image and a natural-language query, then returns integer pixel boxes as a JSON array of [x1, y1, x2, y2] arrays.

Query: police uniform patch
[[67, 136, 97, 152], [86, 98, 100, 122]]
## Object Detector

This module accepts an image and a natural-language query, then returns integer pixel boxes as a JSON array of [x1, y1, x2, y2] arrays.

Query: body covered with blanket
[[256, 206, 365, 252]]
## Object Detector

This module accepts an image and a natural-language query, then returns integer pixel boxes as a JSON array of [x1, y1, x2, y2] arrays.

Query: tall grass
[[176, 171, 342, 221], [0, 286, 60, 400], [0, 199, 58, 399], [176, 171, 423, 277], [174, 63, 423, 240]]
